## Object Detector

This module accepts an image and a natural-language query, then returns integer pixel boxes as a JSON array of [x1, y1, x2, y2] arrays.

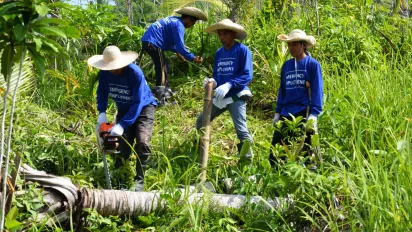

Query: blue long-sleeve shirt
[[213, 42, 253, 98], [276, 56, 323, 117], [141, 16, 195, 61], [96, 63, 157, 129]]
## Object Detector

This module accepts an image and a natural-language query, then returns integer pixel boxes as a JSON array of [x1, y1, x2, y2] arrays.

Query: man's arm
[[171, 23, 195, 61]]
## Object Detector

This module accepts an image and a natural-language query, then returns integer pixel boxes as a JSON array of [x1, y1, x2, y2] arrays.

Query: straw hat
[[278, 29, 316, 48], [204, 19, 247, 40], [174, 7, 208, 21], [87, 46, 138, 70]]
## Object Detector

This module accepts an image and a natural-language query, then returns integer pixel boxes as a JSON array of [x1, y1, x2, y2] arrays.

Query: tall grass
[[4, 0, 412, 230]]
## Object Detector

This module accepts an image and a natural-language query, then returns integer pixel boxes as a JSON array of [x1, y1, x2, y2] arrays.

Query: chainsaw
[[95, 122, 120, 189], [96, 123, 120, 154]]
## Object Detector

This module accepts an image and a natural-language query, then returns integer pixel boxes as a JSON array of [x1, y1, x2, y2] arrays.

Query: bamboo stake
[[200, 82, 213, 182]]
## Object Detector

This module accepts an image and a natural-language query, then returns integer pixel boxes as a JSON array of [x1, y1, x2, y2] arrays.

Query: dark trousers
[[269, 109, 312, 166], [116, 105, 155, 182], [142, 41, 168, 87]]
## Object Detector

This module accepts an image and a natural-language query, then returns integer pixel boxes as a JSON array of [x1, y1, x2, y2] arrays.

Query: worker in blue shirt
[[141, 7, 208, 104], [197, 19, 254, 159], [270, 29, 323, 167], [88, 45, 157, 191]]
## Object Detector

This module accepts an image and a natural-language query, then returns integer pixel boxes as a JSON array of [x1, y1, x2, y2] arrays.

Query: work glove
[[307, 114, 318, 133], [214, 82, 232, 100], [109, 124, 124, 136], [97, 112, 108, 125], [203, 78, 217, 88], [272, 113, 280, 126]]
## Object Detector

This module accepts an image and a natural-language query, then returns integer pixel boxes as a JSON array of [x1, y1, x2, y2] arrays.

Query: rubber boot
[[151, 86, 174, 106], [237, 139, 254, 161], [134, 153, 150, 191]]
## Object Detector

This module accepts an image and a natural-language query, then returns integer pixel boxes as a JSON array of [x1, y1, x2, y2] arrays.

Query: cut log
[[16, 164, 292, 227]]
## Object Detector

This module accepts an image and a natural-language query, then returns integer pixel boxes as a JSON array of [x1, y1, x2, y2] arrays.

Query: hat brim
[[278, 34, 316, 48], [205, 23, 247, 40], [174, 7, 208, 21], [87, 52, 138, 70]]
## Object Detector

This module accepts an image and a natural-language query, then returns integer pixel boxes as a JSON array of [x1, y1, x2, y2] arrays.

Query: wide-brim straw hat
[[174, 7, 208, 21], [278, 29, 316, 48], [204, 19, 247, 40], [88, 46, 138, 70]]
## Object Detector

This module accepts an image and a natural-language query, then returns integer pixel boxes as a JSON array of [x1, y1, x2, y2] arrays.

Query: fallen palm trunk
[[80, 189, 288, 218], [17, 164, 292, 226]]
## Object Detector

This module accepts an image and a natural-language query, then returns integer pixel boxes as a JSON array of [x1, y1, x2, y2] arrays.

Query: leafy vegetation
[[0, 0, 411, 231]]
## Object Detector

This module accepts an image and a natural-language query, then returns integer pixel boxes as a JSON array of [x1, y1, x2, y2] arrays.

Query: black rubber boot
[[152, 86, 174, 106], [134, 153, 150, 191]]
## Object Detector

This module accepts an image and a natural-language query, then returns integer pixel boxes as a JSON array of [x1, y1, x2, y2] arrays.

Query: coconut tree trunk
[[126, 0, 133, 25], [16, 164, 291, 228]]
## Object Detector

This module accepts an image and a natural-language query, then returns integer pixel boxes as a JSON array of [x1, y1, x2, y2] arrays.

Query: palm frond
[[0, 54, 35, 106]]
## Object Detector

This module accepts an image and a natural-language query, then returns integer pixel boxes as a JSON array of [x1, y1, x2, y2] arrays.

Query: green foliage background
[[0, 0, 411, 231]]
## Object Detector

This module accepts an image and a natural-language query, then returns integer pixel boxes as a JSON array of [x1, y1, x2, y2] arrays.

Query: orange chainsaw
[[97, 123, 120, 154], [95, 122, 120, 189]]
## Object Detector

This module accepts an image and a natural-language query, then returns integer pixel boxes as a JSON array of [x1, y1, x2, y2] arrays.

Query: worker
[[270, 29, 323, 167], [141, 7, 208, 105], [197, 19, 254, 159], [88, 45, 157, 191]]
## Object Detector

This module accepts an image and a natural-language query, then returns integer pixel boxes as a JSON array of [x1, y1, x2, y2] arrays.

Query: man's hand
[[176, 53, 185, 61], [214, 82, 232, 100], [272, 113, 280, 126], [97, 112, 108, 125], [193, 56, 203, 64], [307, 114, 318, 133], [109, 124, 124, 136], [203, 78, 217, 88]]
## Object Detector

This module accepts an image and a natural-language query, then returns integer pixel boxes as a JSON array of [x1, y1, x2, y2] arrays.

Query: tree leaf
[[27, 44, 45, 79], [5, 219, 21, 230], [1, 44, 15, 81], [0, 2, 20, 17], [13, 23, 28, 42], [62, 26, 80, 39], [35, 5, 49, 17], [34, 26, 67, 39], [33, 37, 42, 51], [42, 39, 58, 52], [41, 37, 67, 56], [47, 2, 72, 9], [5, 206, 19, 221], [32, 18, 68, 26]]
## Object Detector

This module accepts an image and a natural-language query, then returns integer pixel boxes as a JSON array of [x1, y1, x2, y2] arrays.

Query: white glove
[[109, 124, 124, 136], [272, 113, 280, 126], [97, 112, 108, 125], [307, 114, 318, 133], [214, 82, 232, 100], [203, 78, 217, 88]]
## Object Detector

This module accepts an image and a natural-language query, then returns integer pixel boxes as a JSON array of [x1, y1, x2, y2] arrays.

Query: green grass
[[3, 0, 412, 230], [8, 55, 412, 230]]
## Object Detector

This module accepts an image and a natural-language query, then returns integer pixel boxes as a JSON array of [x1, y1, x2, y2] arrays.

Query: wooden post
[[200, 82, 213, 182]]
